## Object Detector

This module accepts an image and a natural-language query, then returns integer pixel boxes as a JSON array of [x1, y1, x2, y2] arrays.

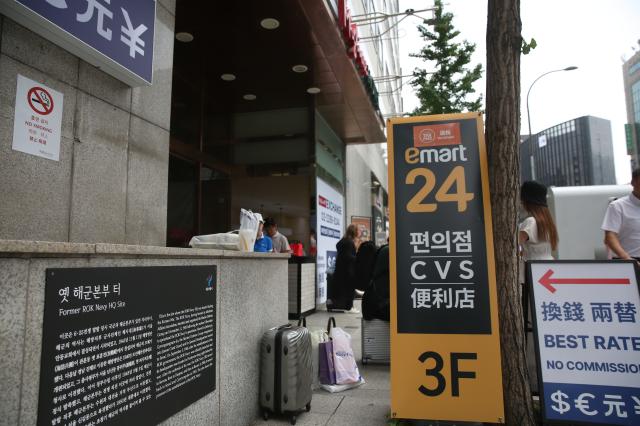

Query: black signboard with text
[[392, 117, 491, 334], [38, 266, 216, 426]]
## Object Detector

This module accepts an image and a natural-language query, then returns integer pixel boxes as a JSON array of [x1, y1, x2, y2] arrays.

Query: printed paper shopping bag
[[318, 340, 336, 385]]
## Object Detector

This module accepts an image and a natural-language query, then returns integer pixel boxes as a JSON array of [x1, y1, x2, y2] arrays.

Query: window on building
[[632, 81, 640, 124], [167, 156, 197, 247]]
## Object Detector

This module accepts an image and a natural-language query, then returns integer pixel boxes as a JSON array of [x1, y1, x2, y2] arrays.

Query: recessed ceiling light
[[307, 87, 321, 94], [260, 18, 280, 30], [175, 32, 194, 42], [243, 94, 257, 101], [292, 64, 308, 73], [220, 73, 236, 81]]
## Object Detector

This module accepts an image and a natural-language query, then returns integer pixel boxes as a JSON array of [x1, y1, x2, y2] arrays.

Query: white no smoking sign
[[12, 75, 63, 161]]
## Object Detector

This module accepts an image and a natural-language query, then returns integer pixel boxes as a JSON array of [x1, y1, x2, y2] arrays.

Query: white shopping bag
[[330, 327, 361, 385], [319, 378, 365, 393]]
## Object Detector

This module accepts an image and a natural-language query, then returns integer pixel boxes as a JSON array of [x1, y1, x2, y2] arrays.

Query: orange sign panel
[[388, 113, 504, 423]]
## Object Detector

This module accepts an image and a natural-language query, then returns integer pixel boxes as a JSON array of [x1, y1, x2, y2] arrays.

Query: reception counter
[[0, 240, 289, 426]]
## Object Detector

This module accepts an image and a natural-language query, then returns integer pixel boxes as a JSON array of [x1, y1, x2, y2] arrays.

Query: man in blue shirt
[[254, 215, 273, 252]]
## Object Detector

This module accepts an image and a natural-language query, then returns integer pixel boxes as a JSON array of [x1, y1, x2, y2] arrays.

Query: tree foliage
[[410, 0, 483, 115]]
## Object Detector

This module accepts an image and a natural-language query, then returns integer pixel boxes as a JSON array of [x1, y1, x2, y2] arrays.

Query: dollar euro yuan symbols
[[551, 390, 570, 415]]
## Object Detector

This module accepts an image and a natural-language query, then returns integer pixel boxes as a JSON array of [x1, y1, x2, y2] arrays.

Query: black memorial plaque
[[391, 117, 492, 334], [38, 265, 217, 426]]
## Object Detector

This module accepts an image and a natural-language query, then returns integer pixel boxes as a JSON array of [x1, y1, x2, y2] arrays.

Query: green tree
[[410, 0, 483, 115]]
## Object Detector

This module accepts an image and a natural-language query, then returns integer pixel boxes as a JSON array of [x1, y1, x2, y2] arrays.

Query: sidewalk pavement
[[252, 300, 392, 426]]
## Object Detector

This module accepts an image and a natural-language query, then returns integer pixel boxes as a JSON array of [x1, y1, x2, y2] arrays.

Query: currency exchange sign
[[528, 261, 640, 425], [388, 113, 504, 423]]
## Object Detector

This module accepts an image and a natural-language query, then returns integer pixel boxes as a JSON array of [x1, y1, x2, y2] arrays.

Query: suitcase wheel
[[262, 410, 269, 421], [290, 414, 297, 425], [305, 402, 311, 412]]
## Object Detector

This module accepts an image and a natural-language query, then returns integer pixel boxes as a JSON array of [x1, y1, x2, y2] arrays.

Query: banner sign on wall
[[351, 216, 372, 242], [528, 260, 640, 425], [38, 266, 216, 426], [373, 202, 386, 246], [316, 178, 344, 305], [12, 75, 63, 161], [387, 113, 504, 423], [0, 0, 156, 86]]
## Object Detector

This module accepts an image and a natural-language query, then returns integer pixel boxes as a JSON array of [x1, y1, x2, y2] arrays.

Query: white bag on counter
[[238, 208, 259, 252], [189, 233, 240, 250]]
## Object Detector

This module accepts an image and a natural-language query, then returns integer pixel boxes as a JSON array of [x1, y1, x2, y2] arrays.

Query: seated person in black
[[362, 244, 390, 322], [355, 240, 377, 293]]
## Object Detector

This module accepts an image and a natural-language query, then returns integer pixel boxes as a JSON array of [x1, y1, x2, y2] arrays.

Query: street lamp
[[526, 66, 578, 139]]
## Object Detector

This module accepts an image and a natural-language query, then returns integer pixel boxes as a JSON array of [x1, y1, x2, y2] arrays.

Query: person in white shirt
[[263, 217, 291, 253], [518, 181, 559, 283], [602, 168, 640, 261]]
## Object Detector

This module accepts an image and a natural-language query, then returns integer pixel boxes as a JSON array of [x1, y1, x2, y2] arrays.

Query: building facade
[[343, 0, 403, 244], [520, 116, 616, 187], [0, 0, 399, 302], [0, 2, 402, 423], [0, 0, 392, 242], [623, 49, 640, 170]]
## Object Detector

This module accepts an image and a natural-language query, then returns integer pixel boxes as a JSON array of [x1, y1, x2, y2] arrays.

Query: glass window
[[632, 81, 640, 124], [200, 166, 231, 235], [171, 76, 202, 148], [167, 156, 197, 247]]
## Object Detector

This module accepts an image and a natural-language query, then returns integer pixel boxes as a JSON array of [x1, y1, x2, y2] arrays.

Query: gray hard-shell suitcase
[[361, 318, 390, 364], [260, 320, 313, 425]]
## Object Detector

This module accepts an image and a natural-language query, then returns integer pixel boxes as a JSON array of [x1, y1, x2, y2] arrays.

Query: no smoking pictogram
[[28, 86, 54, 115]]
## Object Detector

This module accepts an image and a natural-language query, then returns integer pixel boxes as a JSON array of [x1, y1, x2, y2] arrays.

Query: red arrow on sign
[[538, 269, 631, 293]]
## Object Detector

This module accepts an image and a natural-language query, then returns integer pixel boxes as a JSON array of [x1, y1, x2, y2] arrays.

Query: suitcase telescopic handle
[[297, 317, 307, 327], [327, 316, 336, 333], [276, 323, 292, 330]]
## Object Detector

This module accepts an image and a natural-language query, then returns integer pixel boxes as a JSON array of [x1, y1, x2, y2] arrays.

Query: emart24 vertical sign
[[387, 113, 504, 423]]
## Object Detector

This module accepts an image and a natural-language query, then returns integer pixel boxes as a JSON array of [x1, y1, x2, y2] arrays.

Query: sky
[[396, 0, 640, 184]]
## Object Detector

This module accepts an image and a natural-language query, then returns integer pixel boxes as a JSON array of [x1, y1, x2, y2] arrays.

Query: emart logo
[[413, 123, 461, 147], [418, 128, 436, 144]]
